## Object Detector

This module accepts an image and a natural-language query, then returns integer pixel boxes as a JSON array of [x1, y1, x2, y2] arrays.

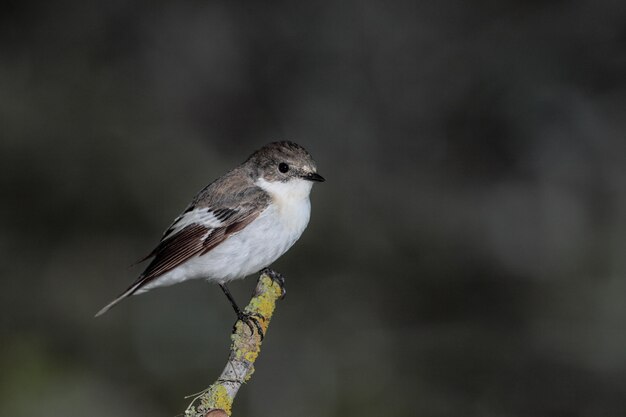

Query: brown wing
[[140, 223, 209, 279], [94, 213, 261, 317], [127, 210, 261, 292]]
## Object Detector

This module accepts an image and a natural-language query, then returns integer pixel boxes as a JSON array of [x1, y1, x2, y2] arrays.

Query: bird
[[95, 141, 324, 335]]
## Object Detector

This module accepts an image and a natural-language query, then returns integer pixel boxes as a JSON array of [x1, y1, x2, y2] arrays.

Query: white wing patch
[[163, 207, 233, 239]]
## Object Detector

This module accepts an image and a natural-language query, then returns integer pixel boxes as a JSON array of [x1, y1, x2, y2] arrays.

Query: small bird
[[95, 141, 324, 333]]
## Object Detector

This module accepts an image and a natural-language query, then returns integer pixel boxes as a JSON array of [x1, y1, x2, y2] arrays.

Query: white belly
[[138, 193, 311, 292]]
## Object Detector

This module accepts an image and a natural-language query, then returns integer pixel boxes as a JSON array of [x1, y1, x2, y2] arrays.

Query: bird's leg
[[260, 267, 286, 299], [219, 283, 265, 339]]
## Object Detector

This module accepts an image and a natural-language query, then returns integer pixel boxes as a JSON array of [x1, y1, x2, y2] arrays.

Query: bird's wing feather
[[127, 182, 270, 293], [140, 208, 261, 280], [95, 203, 263, 317]]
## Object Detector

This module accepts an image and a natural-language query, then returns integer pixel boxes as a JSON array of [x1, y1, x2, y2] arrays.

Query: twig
[[184, 271, 284, 417]]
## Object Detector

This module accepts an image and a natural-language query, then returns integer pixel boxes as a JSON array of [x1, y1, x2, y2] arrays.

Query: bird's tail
[[94, 279, 145, 317]]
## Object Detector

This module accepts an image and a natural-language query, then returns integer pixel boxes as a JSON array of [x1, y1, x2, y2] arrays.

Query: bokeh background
[[2, 1, 626, 416]]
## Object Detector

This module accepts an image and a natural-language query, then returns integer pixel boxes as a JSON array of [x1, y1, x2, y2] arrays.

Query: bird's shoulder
[[162, 168, 270, 239], [193, 167, 269, 210]]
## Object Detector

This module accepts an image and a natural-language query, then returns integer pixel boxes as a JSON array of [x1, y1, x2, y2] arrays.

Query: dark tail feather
[[94, 278, 146, 317], [129, 251, 155, 268]]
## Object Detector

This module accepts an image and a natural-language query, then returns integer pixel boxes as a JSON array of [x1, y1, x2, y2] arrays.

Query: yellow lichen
[[246, 275, 281, 321], [202, 385, 233, 416], [243, 350, 258, 362]]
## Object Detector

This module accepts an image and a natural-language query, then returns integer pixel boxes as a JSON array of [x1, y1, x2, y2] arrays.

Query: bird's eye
[[278, 162, 289, 173]]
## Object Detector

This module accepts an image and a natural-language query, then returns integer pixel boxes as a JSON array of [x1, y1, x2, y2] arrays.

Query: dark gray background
[[1, 1, 625, 416]]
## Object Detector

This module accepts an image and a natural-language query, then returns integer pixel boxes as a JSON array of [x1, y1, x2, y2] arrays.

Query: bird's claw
[[261, 267, 286, 299], [235, 311, 265, 340]]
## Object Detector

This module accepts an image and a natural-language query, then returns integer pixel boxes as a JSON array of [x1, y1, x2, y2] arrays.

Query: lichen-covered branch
[[184, 271, 284, 417]]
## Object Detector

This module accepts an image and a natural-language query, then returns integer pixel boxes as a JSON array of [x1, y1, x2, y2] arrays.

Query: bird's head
[[246, 141, 324, 201], [247, 141, 325, 184]]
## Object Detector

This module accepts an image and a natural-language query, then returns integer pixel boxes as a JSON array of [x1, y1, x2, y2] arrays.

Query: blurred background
[[1, 1, 625, 416]]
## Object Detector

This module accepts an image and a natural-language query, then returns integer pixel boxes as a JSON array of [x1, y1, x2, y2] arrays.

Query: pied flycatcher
[[95, 141, 324, 334]]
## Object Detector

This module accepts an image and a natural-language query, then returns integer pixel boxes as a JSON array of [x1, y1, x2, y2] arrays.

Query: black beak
[[303, 172, 325, 182]]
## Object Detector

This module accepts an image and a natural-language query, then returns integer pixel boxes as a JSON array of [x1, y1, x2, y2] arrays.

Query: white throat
[[255, 177, 313, 203], [254, 176, 313, 236]]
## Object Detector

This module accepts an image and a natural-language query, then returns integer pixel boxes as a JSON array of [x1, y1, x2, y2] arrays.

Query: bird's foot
[[261, 267, 286, 299], [235, 310, 265, 340]]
